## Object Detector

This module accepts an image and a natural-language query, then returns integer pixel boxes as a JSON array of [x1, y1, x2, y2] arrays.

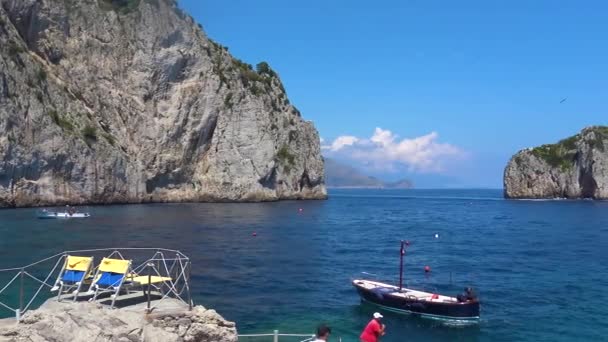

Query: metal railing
[[0, 248, 192, 321], [238, 330, 316, 342], [238, 331, 343, 342]]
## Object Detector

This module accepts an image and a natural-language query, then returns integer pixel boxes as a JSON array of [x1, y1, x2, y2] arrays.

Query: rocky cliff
[[504, 126, 608, 199], [0, 0, 326, 207]]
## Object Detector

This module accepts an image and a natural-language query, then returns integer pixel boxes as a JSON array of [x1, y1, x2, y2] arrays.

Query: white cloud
[[322, 135, 359, 151], [323, 128, 465, 173]]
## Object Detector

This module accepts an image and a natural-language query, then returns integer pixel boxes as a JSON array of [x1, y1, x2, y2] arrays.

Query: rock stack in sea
[[0, 0, 326, 207], [0, 299, 238, 342], [504, 126, 608, 199]]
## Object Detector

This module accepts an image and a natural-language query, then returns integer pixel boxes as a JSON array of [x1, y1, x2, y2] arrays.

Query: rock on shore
[[504, 126, 608, 199], [0, 299, 237, 342], [0, 0, 326, 207]]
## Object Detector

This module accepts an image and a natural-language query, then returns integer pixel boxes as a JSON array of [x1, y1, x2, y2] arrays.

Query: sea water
[[0, 189, 606, 341]]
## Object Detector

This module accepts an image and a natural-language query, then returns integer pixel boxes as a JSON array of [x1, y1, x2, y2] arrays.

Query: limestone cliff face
[[504, 126, 608, 199], [0, 0, 326, 207]]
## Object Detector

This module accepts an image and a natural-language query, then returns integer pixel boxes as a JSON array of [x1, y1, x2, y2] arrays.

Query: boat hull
[[353, 280, 480, 321], [38, 212, 90, 219]]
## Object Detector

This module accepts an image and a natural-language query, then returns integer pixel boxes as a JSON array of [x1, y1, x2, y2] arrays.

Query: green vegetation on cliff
[[99, 0, 141, 13], [587, 126, 608, 151], [49, 110, 74, 132], [276, 145, 296, 173], [529, 126, 608, 170], [82, 125, 97, 142], [530, 136, 577, 170], [276, 145, 295, 165]]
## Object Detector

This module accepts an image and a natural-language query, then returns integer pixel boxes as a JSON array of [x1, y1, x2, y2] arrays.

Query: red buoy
[[252, 232, 257, 237], [424, 265, 431, 273]]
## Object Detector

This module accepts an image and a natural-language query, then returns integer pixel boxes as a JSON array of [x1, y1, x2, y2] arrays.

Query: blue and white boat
[[37, 209, 91, 219]]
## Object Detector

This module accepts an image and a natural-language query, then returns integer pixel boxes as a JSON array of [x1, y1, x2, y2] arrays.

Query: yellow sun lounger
[[51, 255, 94, 301], [87, 257, 132, 308]]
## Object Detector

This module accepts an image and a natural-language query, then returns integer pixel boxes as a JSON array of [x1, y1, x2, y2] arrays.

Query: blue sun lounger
[[51, 255, 94, 301], [87, 257, 132, 308]]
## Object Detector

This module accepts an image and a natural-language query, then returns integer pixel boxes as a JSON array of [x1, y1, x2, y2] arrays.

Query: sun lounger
[[51, 255, 94, 301], [129, 275, 172, 286], [87, 257, 131, 308]]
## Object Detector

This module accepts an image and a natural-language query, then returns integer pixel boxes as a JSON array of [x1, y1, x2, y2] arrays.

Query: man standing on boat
[[360, 312, 385, 342]]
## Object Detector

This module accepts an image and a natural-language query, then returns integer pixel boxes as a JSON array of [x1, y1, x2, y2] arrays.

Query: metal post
[[156, 251, 160, 280], [186, 261, 192, 310], [273, 329, 279, 342], [174, 255, 180, 294], [19, 269, 24, 319], [399, 241, 405, 291], [146, 263, 153, 313]]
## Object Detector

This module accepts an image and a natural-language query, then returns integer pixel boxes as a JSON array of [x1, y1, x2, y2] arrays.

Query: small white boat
[[37, 210, 91, 219]]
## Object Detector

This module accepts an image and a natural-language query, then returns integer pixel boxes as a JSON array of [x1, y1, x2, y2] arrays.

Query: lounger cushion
[[99, 258, 130, 274], [97, 272, 125, 287], [65, 256, 92, 271], [62, 270, 85, 283]]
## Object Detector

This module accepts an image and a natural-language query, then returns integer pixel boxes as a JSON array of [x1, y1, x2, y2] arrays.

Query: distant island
[[324, 158, 413, 189], [504, 126, 608, 199]]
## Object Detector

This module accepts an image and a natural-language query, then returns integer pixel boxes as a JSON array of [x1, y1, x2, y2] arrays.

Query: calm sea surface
[[0, 189, 607, 341]]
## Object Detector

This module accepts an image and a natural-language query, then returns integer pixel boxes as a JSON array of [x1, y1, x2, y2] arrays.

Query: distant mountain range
[[324, 158, 413, 189]]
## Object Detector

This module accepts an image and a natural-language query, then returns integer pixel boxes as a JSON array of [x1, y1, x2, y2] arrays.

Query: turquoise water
[[0, 189, 607, 341]]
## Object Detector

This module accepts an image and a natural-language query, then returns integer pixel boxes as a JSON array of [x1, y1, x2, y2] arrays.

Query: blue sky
[[180, 0, 608, 188]]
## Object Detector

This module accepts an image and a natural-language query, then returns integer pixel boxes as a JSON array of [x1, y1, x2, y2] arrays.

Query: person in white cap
[[359, 312, 385, 342]]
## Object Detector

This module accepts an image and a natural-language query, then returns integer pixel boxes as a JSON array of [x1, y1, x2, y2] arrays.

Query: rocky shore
[[504, 126, 608, 199], [0, 299, 237, 342]]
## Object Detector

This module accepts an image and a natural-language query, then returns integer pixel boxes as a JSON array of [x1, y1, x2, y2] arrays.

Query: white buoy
[[434, 233, 439, 239]]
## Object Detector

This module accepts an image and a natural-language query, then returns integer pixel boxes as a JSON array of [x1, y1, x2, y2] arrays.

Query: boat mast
[[399, 240, 405, 291]]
